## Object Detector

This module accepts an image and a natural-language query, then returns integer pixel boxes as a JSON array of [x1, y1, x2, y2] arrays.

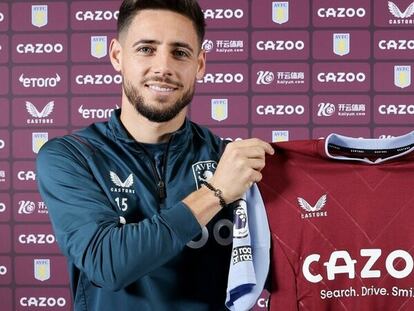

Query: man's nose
[[152, 51, 173, 76]]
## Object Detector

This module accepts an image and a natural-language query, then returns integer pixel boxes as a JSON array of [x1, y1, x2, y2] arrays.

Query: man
[[36, 0, 273, 310]]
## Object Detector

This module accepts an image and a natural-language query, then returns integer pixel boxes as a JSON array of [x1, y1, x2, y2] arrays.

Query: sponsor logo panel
[[0, 193, 10, 222], [14, 224, 59, 254], [313, 0, 370, 27], [208, 127, 249, 142], [0, 66, 9, 95], [313, 95, 370, 125], [0, 34, 9, 63], [12, 129, 67, 159], [12, 3, 68, 31], [71, 1, 120, 30], [12, 97, 68, 127], [196, 63, 248, 93], [252, 31, 309, 60], [374, 127, 414, 139], [374, 30, 414, 59], [252, 63, 309, 93], [252, 95, 309, 125], [13, 193, 49, 222], [0, 98, 9, 127], [15, 287, 72, 310], [374, 63, 414, 92], [313, 63, 370, 92], [12, 66, 68, 95], [312, 127, 370, 139], [0, 288, 12, 311], [71, 65, 122, 94], [0, 3, 9, 32], [0, 224, 11, 253], [374, 0, 414, 27], [199, 0, 248, 29], [15, 256, 69, 285], [374, 95, 414, 124], [12, 33, 68, 63], [190, 96, 248, 125], [71, 33, 115, 63], [313, 31, 370, 60], [251, 127, 310, 142], [0, 256, 11, 285], [202, 31, 248, 61], [0, 129, 9, 159], [252, 0, 309, 28], [13, 161, 37, 191], [0, 161, 10, 190], [71, 96, 120, 126]]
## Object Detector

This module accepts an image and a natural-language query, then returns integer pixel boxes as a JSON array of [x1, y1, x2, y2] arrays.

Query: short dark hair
[[117, 0, 206, 47]]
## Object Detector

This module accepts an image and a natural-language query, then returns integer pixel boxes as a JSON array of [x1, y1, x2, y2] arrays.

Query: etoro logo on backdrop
[[78, 104, 119, 119], [388, 1, 414, 24]]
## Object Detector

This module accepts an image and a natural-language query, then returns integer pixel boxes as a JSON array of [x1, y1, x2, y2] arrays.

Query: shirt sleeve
[[36, 138, 201, 291]]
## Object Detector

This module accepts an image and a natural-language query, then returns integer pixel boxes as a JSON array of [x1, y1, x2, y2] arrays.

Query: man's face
[[111, 9, 206, 123]]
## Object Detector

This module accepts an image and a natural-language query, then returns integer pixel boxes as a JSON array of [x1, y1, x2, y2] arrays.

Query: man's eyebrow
[[132, 39, 160, 48], [132, 39, 194, 53]]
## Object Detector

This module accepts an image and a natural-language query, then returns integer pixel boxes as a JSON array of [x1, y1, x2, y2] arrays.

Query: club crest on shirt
[[298, 194, 328, 219], [191, 160, 217, 189], [233, 199, 249, 238]]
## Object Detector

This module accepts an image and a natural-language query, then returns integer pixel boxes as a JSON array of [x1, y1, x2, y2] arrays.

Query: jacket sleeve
[[36, 138, 202, 291]]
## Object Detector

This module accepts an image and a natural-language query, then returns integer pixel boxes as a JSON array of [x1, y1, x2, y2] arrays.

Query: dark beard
[[123, 78, 195, 123]]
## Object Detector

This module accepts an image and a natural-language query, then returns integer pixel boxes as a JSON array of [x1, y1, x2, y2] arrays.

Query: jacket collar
[[108, 109, 193, 151]]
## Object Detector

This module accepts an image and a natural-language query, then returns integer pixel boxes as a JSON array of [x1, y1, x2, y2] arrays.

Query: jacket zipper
[[136, 136, 173, 202]]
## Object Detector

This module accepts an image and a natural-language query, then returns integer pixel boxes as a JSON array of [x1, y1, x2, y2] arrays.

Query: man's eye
[[174, 50, 189, 58], [137, 47, 154, 54]]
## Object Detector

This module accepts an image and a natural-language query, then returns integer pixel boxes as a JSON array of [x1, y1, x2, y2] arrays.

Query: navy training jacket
[[36, 109, 233, 311]]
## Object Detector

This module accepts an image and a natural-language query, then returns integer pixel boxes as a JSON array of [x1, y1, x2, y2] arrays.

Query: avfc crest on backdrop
[[272, 2, 289, 25], [394, 65, 411, 89], [32, 132, 48, 154], [333, 33, 350, 56], [233, 199, 248, 238], [91, 36, 108, 59], [211, 98, 228, 122], [34, 259, 50, 282], [31, 5, 48, 28]]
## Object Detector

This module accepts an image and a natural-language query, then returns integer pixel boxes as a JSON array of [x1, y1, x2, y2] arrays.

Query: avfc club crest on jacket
[[192, 160, 217, 189], [394, 65, 411, 89], [233, 199, 248, 238], [31, 5, 48, 28], [272, 2, 289, 24]]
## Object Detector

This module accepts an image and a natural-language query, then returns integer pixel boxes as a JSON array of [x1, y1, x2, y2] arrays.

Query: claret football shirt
[[259, 132, 414, 311]]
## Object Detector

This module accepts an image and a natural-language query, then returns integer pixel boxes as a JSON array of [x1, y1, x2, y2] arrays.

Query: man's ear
[[109, 38, 123, 72], [196, 49, 206, 80]]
